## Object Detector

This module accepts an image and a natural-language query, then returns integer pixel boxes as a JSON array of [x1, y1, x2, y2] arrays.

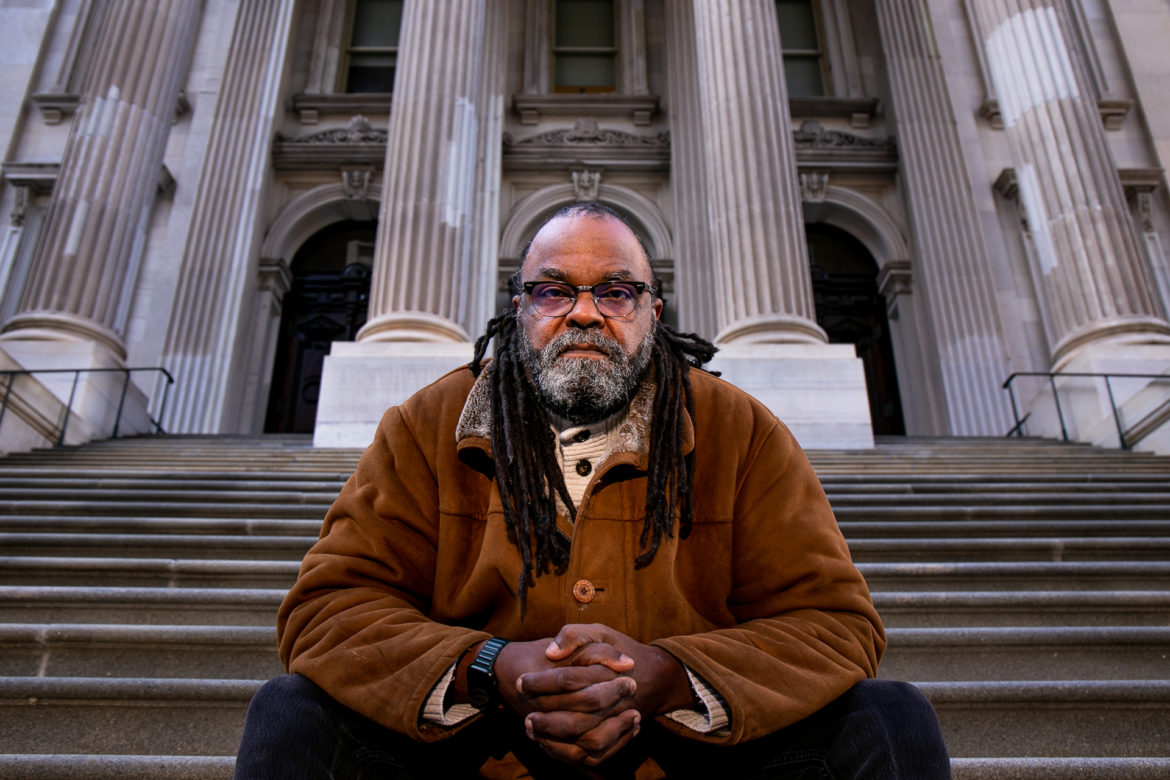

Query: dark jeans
[[234, 674, 951, 779]]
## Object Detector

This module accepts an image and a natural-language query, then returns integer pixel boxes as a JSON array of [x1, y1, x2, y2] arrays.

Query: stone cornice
[[272, 116, 388, 170], [502, 118, 671, 172]]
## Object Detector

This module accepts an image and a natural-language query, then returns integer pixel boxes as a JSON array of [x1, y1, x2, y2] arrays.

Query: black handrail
[[1002, 371, 1170, 450], [0, 367, 175, 446]]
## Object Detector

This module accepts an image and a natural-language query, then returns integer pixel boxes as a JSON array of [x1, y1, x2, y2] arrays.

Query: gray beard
[[521, 325, 655, 424]]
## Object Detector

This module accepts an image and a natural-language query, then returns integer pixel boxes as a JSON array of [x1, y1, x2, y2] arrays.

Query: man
[[235, 203, 951, 778]]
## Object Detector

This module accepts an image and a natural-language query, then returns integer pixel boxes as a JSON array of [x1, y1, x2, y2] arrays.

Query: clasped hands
[[492, 623, 692, 769]]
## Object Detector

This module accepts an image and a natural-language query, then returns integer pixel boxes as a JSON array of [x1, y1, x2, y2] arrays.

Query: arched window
[[807, 223, 905, 435], [264, 221, 375, 433]]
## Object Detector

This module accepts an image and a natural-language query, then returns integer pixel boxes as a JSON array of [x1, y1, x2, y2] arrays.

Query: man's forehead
[[523, 214, 650, 278]]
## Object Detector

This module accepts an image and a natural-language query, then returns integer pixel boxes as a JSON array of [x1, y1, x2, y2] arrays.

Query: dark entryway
[[807, 223, 906, 436], [264, 221, 375, 433]]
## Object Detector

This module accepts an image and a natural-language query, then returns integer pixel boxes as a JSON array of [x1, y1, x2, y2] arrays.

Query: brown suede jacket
[[277, 363, 885, 753]]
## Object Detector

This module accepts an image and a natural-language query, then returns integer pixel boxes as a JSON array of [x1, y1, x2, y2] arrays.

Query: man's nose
[[564, 290, 605, 328]]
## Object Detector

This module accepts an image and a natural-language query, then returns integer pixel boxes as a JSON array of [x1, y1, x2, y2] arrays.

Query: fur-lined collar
[[455, 362, 657, 461]]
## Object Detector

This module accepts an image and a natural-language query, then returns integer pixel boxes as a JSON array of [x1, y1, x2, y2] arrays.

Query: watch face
[[468, 665, 494, 709]]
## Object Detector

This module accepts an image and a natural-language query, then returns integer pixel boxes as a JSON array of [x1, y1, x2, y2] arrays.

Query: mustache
[[543, 330, 623, 360]]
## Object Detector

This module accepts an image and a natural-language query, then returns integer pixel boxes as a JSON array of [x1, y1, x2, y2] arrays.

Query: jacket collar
[[455, 362, 695, 468]]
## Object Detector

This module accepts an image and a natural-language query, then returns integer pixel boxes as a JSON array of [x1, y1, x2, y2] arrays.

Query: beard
[[520, 324, 656, 425]]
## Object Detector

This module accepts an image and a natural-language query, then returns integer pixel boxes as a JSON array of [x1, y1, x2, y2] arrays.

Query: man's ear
[[652, 298, 663, 320], [512, 295, 521, 312]]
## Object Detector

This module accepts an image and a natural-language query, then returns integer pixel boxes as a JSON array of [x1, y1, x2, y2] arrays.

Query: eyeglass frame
[[521, 280, 652, 319]]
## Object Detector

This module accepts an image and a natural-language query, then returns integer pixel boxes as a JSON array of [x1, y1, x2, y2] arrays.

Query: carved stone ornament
[[793, 120, 888, 149], [10, 185, 28, 227], [571, 170, 602, 201], [800, 172, 830, 203], [342, 166, 375, 201], [276, 115, 387, 145], [504, 118, 670, 148]]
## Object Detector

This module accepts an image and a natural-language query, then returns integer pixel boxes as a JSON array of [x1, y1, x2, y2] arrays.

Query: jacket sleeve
[[652, 415, 886, 745], [276, 403, 489, 741]]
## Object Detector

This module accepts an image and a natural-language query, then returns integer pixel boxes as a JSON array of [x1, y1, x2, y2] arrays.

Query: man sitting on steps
[[234, 201, 952, 778]]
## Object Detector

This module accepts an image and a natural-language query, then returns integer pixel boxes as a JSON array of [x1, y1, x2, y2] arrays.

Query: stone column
[[663, 0, 715, 337], [314, 0, 505, 446], [874, 0, 1015, 435], [972, 0, 1170, 366], [690, 0, 824, 344], [357, 0, 493, 343], [161, 0, 296, 433], [1, 0, 202, 358]]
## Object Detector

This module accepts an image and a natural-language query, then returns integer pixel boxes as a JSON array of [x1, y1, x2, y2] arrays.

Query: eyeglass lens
[[529, 282, 641, 318]]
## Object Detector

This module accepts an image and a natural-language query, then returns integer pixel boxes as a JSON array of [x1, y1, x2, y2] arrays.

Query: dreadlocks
[[469, 203, 718, 611]]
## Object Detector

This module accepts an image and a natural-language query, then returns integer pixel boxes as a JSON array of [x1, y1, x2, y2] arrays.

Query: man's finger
[[519, 675, 637, 714], [526, 709, 642, 768], [546, 623, 614, 660]]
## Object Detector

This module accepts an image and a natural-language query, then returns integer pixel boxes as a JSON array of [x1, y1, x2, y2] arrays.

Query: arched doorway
[[264, 221, 375, 433], [807, 223, 906, 435]]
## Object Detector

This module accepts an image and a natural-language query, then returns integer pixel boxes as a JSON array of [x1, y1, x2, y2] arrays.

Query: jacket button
[[575, 459, 592, 476], [572, 579, 596, 603]]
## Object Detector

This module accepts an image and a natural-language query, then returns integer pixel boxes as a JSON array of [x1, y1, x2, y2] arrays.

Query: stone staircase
[[0, 434, 1168, 778]]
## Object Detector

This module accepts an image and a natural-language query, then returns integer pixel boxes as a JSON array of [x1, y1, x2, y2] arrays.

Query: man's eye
[[536, 285, 573, 300], [598, 285, 634, 301]]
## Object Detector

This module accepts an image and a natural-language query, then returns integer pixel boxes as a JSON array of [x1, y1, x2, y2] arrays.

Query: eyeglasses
[[522, 280, 649, 319]]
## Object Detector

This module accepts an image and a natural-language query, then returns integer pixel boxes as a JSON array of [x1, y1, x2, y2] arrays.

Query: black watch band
[[467, 637, 510, 710]]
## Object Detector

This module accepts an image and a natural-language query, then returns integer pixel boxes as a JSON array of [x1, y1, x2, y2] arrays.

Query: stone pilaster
[[1, 1, 202, 358], [357, 0, 495, 343], [690, 0, 824, 344], [875, 0, 1014, 435], [663, 0, 715, 337], [972, 0, 1170, 366], [161, 0, 296, 433]]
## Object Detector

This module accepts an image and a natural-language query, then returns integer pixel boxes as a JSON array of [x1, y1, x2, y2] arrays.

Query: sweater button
[[575, 459, 592, 476], [572, 579, 596, 603], [574, 429, 591, 443]]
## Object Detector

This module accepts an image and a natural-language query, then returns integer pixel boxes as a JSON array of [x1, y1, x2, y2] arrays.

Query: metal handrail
[[0, 367, 175, 446], [1002, 371, 1170, 450]]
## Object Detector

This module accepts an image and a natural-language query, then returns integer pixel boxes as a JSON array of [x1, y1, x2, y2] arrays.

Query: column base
[[0, 339, 152, 454], [1016, 342, 1170, 453], [313, 340, 475, 447], [707, 343, 874, 450]]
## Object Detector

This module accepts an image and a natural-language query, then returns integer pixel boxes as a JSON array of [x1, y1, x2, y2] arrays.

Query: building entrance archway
[[807, 222, 906, 436], [264, 221, 375, 433]]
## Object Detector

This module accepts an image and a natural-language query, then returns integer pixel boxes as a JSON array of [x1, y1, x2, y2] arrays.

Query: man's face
[[513, 213, 663, 423]]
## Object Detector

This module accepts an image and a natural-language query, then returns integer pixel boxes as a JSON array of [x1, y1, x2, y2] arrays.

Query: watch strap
[[467, 637, 510, 709]]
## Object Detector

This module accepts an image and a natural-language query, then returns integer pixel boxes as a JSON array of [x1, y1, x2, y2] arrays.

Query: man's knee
[[833, 679, 951, 779]]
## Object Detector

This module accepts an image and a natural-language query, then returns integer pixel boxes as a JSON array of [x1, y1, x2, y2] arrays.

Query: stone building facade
[[0, 0, 1167, 452]]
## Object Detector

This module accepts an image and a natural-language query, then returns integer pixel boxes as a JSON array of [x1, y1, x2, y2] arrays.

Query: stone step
[[840, 519, 1170, 539], [0, 557, 298, 588], [873, 590, 1170, 628], [0, 754, 234, 780], [0, 516, 322, 535], [848, 537, 1170, 562], [880, 627, 1170, 681], [0, 586, 284, 626], [0, 500, 326, 519], [832, 504, 1170, 520], [921, 680, 1170, 758], [0, 677, 258, 756], [949, 757, 1170, 779], [0, 624, 282, 679], [858, 561, 1170, 591], [0, 532, 315, 560]]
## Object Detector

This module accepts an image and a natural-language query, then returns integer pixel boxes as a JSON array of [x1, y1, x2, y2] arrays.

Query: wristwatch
[[467, 637, 511, 710]]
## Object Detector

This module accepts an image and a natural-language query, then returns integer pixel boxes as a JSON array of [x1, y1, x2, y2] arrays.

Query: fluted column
[[1, 1, 202, 358], [161, 0, 296, 432], [358, 0, 492, 343], [690, 0, 824, 344], [663, 0, 715, 337], [972, 0, 1170, 365], [875, 0, 1014, 435]]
